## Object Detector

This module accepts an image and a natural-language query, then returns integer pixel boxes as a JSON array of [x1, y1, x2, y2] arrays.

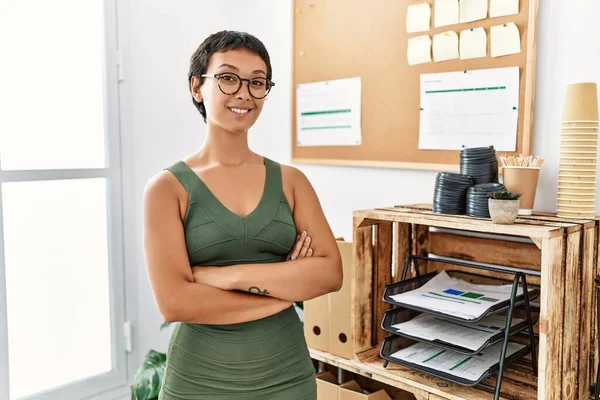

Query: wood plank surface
[[579, 227, 597, 400], [389, 206, 581, 231], [393, 222, 411, 282], [413, 225, 429, 276], [310, 347, 537, 400], [374, 222, 393, 346], [353, 209, 565, 238], [427, 231, 541, 271], [562, 230, 582, 400], [538, 234, 566, 400], [352, 218, 373, 357], [591, 225, 600, 395]]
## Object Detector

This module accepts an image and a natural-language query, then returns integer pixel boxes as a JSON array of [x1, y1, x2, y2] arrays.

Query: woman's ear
[[190, 76, 203, 103]]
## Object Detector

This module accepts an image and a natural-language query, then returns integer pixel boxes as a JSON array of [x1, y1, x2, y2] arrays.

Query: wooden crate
[[342, 204, 600, 400]]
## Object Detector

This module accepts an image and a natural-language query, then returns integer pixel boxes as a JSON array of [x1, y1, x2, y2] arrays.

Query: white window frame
[[0, 0, 129, 398]]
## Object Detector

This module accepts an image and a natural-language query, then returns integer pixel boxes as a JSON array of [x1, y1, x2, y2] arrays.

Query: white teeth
[[230, 108, 250, 114]]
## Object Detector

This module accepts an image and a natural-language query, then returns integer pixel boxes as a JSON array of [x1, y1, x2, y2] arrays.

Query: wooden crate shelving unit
[[312, 204, 599, 400]]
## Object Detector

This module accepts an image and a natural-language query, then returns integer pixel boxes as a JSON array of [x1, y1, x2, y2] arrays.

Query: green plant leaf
[[131, 350, 167, 400], [488, 190, 522, 200], [134, 379, 151, 400]]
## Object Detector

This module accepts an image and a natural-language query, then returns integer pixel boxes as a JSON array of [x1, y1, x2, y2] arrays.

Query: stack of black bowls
[[433, 173, 474, 215], [466, 183, 506, 218], [459, 146, 499, 184]]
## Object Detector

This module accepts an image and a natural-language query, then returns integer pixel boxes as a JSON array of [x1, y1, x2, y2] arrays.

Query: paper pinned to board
[[406, 3, 431, 33], [434, 0, 459, 27], [433, 31, 459, 62], [408, 35, 432, 65], [490, 0, 519, 18], [460, 27, 487, 60], [491, 22, 521, 57], [418, 67, 520, 151], [459, 0, 488, 23], [296, 77, 362, 147]]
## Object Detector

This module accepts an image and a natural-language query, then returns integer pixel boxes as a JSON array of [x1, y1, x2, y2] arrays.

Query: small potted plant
[[488, 190, 522, 224]]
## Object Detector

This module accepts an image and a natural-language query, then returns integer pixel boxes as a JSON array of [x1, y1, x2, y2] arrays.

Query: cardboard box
[[304, 287, 330, 351], [329, 240, 354, 359], [304, 240, 354, 356], [316, 371, 339, 400], [353, 374, 416, 400], [339, 380, 392, 400]]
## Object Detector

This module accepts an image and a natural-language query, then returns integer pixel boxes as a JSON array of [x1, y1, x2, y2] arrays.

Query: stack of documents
[[392, 313, 523, 352], [390, 341, 525, 382], [389, 271, 522, 320]]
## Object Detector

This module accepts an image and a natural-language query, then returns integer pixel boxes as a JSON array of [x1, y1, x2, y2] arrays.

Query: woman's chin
[[224, 122, 254, 135]]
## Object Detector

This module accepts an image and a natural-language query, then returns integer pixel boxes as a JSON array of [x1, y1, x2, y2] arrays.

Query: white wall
[[118, 0, 600, 369]]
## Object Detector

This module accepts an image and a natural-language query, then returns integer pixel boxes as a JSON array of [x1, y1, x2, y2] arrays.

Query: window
[[0, 0, 127, 399]]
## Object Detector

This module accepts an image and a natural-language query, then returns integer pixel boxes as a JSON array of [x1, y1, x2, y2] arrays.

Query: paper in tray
[[391, 313, 524, 352], [389, 341, 526, 383], [388, 271, 524, 321]]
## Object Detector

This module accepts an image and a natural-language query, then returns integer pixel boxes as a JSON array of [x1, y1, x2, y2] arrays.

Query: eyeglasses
[[201, 72, 275, 99]]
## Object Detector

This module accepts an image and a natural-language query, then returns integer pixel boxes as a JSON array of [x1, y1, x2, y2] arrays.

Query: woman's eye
[[251, 80, 265, 87]]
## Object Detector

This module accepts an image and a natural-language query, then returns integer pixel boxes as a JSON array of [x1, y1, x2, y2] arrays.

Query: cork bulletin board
[[291, 0, 539, 171]]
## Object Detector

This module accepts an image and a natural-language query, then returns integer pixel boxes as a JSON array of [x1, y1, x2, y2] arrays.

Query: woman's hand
[[192, 232, 314, 290], [286, 231, 313, 261]]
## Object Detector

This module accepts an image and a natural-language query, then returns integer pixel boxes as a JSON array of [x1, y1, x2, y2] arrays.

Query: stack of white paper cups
[[558, 83, 599, 219]]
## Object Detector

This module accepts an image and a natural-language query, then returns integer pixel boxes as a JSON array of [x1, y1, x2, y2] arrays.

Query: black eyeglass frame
[[200, 72, 275, 99]]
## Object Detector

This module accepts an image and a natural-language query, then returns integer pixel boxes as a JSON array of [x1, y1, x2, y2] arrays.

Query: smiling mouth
[[229, 107, 252, 114]]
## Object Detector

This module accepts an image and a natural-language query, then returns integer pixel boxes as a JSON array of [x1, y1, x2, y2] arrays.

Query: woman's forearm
[[221, 256, 342, 302], [163, 281, 292, 325]]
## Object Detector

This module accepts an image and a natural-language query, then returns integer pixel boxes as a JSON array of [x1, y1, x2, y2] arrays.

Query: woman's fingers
[[288, 231, 311, 260], [288, 231, 306, 260], [298, 235, 311, 259]]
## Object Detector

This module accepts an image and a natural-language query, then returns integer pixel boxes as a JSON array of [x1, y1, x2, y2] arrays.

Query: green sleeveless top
[[159, 157, 317, 399], [166, 157, 297, 267]]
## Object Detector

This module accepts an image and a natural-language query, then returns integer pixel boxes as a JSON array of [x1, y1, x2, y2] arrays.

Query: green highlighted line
[[301, 109, 351, 116], [450, 357, 472, 371], [428, 291, 481, 304], [301, 125, 351, 130], [423, 350, 446, 363], [425, 86, 507, 94]]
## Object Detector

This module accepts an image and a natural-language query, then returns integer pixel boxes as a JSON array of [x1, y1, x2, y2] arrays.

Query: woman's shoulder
[[144, 162, 188, 202], [276, 162, 308, 185], [276, 162, 315, 200]]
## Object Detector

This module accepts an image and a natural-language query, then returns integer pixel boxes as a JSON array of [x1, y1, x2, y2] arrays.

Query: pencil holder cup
[[501, 167, 540, 216]]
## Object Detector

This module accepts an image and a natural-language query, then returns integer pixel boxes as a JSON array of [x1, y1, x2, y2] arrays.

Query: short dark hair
[[188, 31, 273, 122]]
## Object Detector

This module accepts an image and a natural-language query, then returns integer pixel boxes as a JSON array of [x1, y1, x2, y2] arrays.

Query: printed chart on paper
[[296, 77, 362, 147], [418, 66, 520, 151]]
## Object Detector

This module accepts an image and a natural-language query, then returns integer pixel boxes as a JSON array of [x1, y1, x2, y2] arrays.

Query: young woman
[[142, 30, 343, 399]]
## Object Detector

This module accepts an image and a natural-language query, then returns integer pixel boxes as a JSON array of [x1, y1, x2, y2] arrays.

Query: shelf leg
[[521, 274, 538, 375], [494, 272, 521, 400]]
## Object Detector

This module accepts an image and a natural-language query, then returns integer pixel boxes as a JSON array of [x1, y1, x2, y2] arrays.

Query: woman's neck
[[195, 123, 258, 166]]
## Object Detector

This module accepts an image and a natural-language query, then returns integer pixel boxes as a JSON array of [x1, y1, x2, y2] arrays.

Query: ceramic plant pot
[[488, 199, 520, 224]]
